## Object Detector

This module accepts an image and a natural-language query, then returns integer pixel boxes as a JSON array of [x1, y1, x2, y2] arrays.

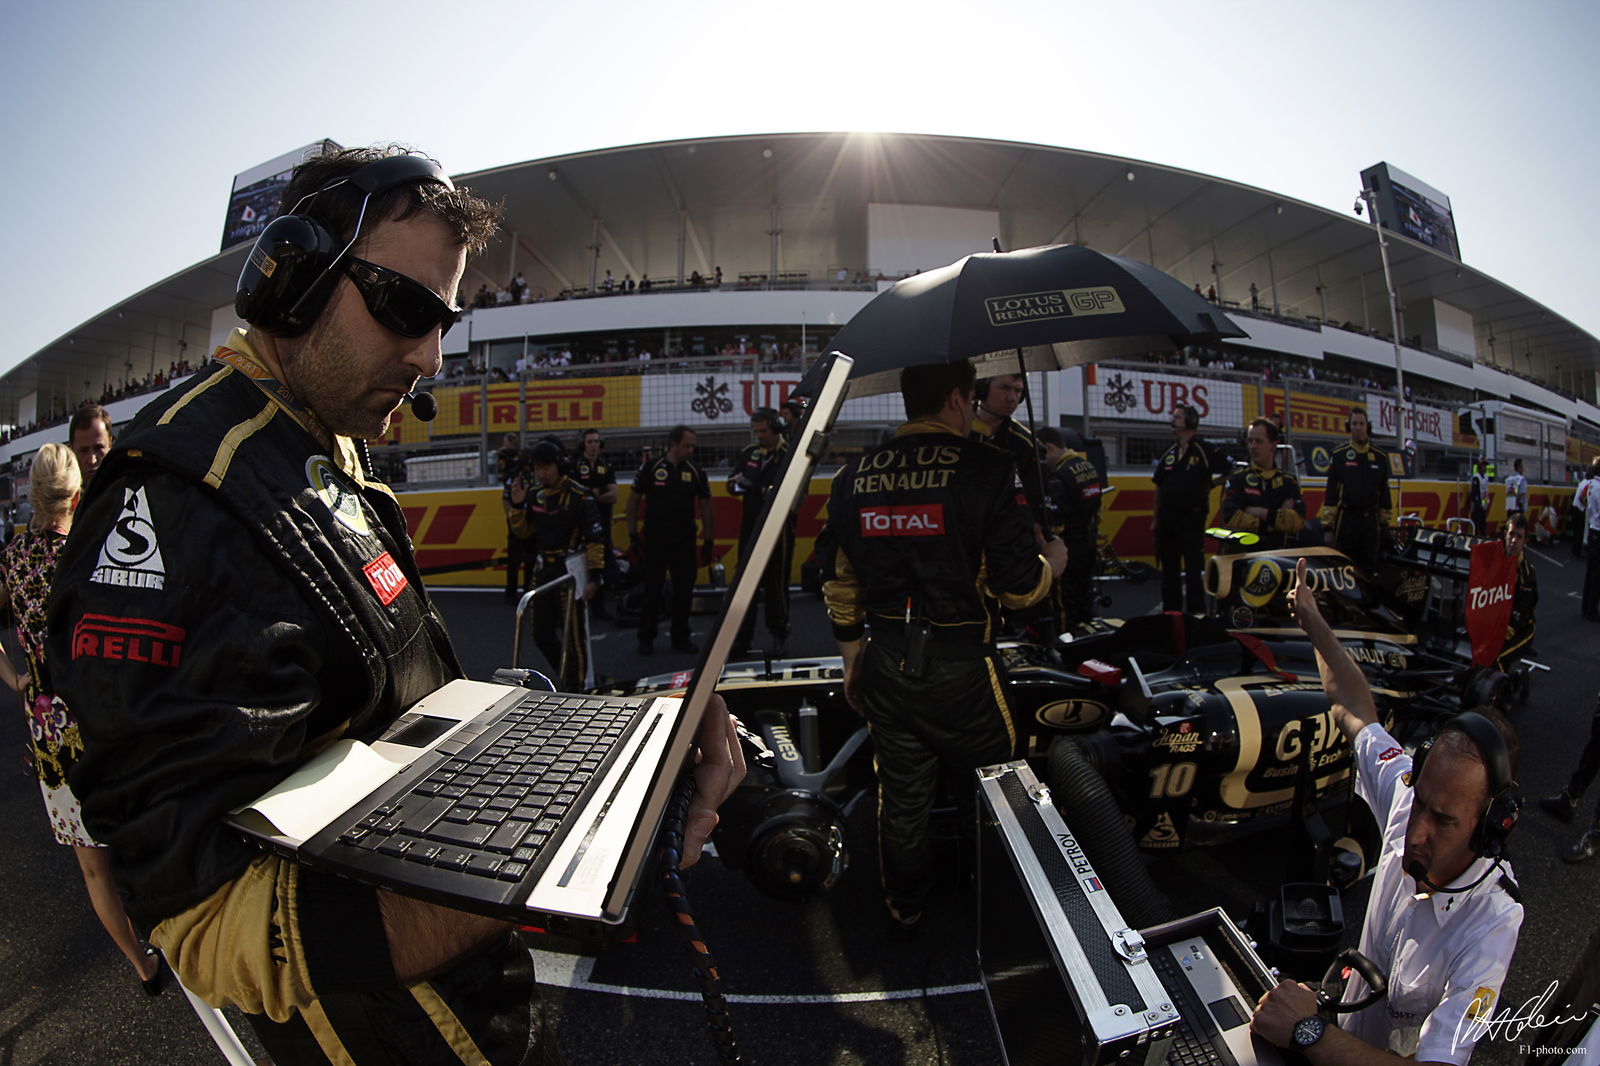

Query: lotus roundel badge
[[1035, 698, 1110, 731], [1239, 557, 1284, 608]]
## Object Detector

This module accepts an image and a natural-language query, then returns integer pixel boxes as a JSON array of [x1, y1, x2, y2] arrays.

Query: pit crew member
[[823, 359, 1065, 933], [1251, 558, 1523, 1066]]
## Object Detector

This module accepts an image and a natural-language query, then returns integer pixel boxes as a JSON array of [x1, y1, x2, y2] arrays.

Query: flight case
[[977, 759, 1180, 1066]]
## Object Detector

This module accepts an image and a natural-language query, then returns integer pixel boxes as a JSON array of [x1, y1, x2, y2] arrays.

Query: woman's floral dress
[[2, 527, 98, 846]]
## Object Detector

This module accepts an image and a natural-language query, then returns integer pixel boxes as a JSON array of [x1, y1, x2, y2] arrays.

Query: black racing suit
[[49, 337, 555, 1065], [1470, 472, 1491, 537], [1321, 440, 1391, 573], [513, 476, 605, 690], [503, 473, 537, 600], [1152, 436, 1226, 613], [972, 415, 1048, 531], [631, 454, 710, 646], [1497, 552, 1538, 673], [728, 438, 792, 650], [1045, 449, 1104, 629], [1221, 462, 1307, 552], [572, 453, 619, 595], [823, 419, 1052, 919]]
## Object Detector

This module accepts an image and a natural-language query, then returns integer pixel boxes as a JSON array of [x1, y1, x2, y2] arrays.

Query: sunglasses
[[344, 257, 463, 338]]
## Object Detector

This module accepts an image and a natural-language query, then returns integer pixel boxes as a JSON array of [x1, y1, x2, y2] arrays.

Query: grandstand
[[4, 132, 1597, 582]]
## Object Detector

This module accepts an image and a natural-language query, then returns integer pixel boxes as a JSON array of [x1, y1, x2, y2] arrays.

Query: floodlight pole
[[1357, 185, 1408, 505]]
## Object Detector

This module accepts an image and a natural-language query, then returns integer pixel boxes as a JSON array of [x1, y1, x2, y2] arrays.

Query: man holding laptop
[[48, 147, 743, 1064]]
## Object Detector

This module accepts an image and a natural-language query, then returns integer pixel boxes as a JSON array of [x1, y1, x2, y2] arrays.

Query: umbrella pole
[[988, 238, 1056, 545], [1015, 348, 1056, 547]]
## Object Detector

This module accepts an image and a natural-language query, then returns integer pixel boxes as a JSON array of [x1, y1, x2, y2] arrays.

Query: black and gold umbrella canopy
[[815, 243, 1247, 397]]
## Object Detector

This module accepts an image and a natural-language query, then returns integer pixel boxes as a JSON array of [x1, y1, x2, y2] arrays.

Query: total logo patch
[[91, 487, 167, 590], [306, 457, 370, 536], [859, 504, 945, 536], [363, 552, 409, 606]]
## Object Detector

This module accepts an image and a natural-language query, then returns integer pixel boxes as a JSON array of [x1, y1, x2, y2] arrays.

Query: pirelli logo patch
[[859, 504, 945, 536], [72, 614, 185, 669], [363, 552, 408, 605]]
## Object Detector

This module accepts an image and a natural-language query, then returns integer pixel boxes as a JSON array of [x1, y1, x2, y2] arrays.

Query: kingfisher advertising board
[[221, 140, 340, 252]]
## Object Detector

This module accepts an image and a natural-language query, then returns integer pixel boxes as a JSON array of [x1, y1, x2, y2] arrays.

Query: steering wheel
[[1316, 948, 1387, 1013]]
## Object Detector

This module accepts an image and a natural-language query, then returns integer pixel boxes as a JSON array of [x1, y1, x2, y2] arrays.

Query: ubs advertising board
[[1086, 366, 1246, 428]]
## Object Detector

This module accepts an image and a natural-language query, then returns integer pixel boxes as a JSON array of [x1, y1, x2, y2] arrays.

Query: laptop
[[228, 351, 856, 926], [1142, 911, 1284, 1066]]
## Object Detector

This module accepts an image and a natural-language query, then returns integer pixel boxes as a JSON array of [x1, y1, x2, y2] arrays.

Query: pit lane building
[[5, 132, 1597, 578]]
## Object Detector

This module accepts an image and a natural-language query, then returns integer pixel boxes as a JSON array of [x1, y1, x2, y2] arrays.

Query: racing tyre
[[1460, 668, 1511, 713], [1045, 736, 1175, 928]]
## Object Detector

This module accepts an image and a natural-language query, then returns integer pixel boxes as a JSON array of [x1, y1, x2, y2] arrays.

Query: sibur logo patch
[[92, 487, 166, 589], [72, 614, 186, 668], [859, 504, 945, 536], [363, 552, 409, 605]]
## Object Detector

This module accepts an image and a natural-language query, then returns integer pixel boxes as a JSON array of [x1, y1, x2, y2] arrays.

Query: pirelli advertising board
[[381, 378, 646, 445]]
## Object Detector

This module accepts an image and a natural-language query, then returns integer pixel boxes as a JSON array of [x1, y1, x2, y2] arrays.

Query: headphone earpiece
[[235, 154, 453, 338], [1409, 711, 1521, 858]]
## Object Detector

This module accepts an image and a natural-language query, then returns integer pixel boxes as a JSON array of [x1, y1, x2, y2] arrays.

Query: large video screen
[[220, 167, 295, 251], [220, 140, 340, 252], [1360, 162, 1460, 259]]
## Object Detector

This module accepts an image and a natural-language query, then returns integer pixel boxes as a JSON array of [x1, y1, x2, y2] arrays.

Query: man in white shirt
[[1252, 558, 1524, 1066], [1504, 459, 1528, 523], [1583, 460, 1600, 619]]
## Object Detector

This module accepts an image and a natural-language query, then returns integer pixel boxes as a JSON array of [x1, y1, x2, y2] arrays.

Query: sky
[[2, 0, 1597, 376]]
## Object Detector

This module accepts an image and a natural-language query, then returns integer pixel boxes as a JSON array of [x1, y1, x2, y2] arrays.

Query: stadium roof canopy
[[8, 132, 1597, 418]]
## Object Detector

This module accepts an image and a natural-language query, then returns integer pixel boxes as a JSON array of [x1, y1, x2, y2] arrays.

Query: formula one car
[[595, 530, 1538, 922]]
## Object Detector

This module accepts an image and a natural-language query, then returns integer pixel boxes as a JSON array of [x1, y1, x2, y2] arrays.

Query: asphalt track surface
[[2, 547, 1596, 1065]]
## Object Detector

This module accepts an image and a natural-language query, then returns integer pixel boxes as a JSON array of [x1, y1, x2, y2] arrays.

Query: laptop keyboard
[[334, 692, 644, 885], [1149, 949, 1228, 1066]]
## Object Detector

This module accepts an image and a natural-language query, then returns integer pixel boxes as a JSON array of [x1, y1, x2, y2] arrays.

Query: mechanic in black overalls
[[1152, 404, 1227, 613], [728, 407, 792, 657], [970, 373, 1049, 535], [627, 424, 713, 656], [1320, 407, 1391, 573], [571, 427, 619, 619], [1040, 425, 1104, 630], [972, 372, 1057, 638], [1221, 417, 1305, 552], [511, 439, 605, 690], [822, 360, 1065, 935], [501, 446, 535, 604]]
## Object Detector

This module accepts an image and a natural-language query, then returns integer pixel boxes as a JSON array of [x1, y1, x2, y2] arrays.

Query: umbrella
[[811, 243, 1247, 398]]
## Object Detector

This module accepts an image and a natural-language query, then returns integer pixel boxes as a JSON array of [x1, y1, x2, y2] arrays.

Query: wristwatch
[[1292, 1014, 1326, 1050]]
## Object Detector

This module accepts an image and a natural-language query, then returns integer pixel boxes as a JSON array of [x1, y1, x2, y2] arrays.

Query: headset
[[1409, 710, 1521, 859], [576, 427, 604, 453], [235, 155, 454, 337], [1177, 404, 1199, 430], [529, 438, 570, 476], [1345, 407, 1368, 434], [975, 376, 1028, 405], [751, 407, 781, 432]]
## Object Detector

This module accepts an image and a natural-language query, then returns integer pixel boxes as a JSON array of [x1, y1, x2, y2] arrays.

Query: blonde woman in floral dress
[[1, 442, 163, 993]]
